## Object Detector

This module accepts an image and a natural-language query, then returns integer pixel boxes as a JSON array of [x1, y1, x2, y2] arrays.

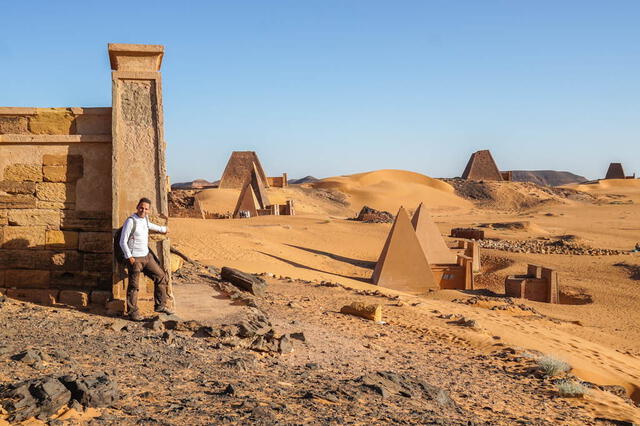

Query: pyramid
[[411, 203, 457, 264], [371, 207, 437, 294], [604, 163, 625, 179], [233, 183, 260, 218], [461, 150, 503, 181], [249, 162, 270, 208], [219, 151, 269, 189]]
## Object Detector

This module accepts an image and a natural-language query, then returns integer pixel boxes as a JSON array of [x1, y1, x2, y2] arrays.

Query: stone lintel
[[0, 134, 111, 144], [0, 107, 37, 116], [108, 43, 164, 71]]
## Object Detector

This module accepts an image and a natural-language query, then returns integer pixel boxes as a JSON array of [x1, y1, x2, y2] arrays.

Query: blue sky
[[1, 1, 638, 182]]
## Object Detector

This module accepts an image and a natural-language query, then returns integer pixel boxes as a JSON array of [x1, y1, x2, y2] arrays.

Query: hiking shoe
[[155, 306, 175, 315], [128, 311, 143, 322]]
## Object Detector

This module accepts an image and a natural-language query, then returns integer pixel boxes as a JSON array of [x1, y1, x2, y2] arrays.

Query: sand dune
[[309, 169, 471, 213]]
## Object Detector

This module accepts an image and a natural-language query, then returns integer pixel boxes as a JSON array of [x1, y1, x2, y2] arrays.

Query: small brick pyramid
[[233, 163, 270, 218], [219, 151, 269, 189], [604, 163, 625, 179], [371, 206, 437, 294], [461, 150, 503, 181], [411, 202, 456, 265]]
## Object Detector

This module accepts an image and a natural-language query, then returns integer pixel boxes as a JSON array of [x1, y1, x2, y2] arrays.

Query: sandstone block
[[0, 210, 6, 225], [28, 109, 75, 135], [0, 116, 28, 134], [6, 288, 59, 305], [36, 201, 75, 210], [90, 290, 111, 306], [7, 209, 60, 229], [84, 253, 112, 273], [5, 269, 50, 289], [0, 180, 36, 195], [36, 182, 76, 203], [45, 230, 79, 249], [42, 157, 83, 182], [4, 164, 42, 182], [75, 114, 111, 135], [1, 226, 45, 249], [59, 290, 89, 308], [340, 302, 382, 322], [61, 210, 111, 231], [0, 249, 42, 269], [78, 232, 112, 253], [170, 253, 183, 273], [50, 271, 98, 288], [42, 155, 67, 166], [37, 251, 83, 271], [0, 194, 37, 209], [106, 298, 125, 315]]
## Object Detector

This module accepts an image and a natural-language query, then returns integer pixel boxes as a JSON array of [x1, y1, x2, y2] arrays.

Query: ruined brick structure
[[372, 205, 474, 294], [233, 164, 295, 218], [461, 149, 509, 181], [219, 151, 288, 189], [505, 264, 559, 303], [604, 163, 635, 180], [0, 44, 170, 314]]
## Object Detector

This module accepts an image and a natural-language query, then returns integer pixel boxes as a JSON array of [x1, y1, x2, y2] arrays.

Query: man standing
[[120, 197, 173, 320]]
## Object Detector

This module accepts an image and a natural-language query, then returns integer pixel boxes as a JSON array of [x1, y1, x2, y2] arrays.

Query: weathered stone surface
[[0, 194, 37, 208], [0, 116, 28, 133], [3, 164, 42, 182], [42, 155, 68, 166], [340, 302, 382, 322], [50, 271, 99, 288], [0, 271, 4, 287], [221, 266, 266, 296], [75, 114, 112, 135], [78, 232, 112, 253], [0, 180, 36, 195], [45, 230, 79, 249], [36, 200, 75, 210], [27, 109, 75, 135], [59, 290, 89, 307], [106, 299, 125, 315], [61, 210, 111, 231], [36, 182, 76, 203], [7, 209, 60, 229], [58, 374, 119, 408], [90, 290, 111, 306], [5, 269, 50, 288], [1, 226, 45, 249], [0, 249, 41, 269], [0, 210, 6, 225], [84, 253, 112, 273], [6, 288, 58, 305], [43, 165, 80, 182], [0, 377, 72, 422], [36, 251, 83, 271]]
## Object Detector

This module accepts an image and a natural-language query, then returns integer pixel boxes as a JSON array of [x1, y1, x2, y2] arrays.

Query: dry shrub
[[537, 355, 571, 377], [556, 380, 588, 398]]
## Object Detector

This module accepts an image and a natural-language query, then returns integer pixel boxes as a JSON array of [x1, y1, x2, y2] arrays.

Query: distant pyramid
[[219, 151, 269, 189], [604, 163, 625, 180], [371, 207, 437, 294], [461, 150, 503, 181], [233, 163, 271, 218], [411, 203, 456, 264]]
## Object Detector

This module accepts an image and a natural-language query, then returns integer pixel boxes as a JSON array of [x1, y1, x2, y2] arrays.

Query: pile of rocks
[[479, 238, 629, 256], [353, 206, 394, 223]]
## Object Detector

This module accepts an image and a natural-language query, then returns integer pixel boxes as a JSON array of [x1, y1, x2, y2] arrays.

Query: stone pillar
[[109, 44, 171, 314]]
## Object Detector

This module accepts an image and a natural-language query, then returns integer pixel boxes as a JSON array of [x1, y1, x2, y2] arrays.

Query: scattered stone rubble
[[479, 238, 629, 256], [353, 206, 394, 223]]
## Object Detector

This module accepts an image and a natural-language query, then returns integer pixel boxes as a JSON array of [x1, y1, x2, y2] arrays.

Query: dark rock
[[0, 377, 71, 422], [59, 374, 119, 408], [290, 332, 306, 342], [192, 326, 217, 338], [222, 384, 236, 395], [12, 349, 43, 364], [278, 335, 294, 354], [221, 267, 267, 297], [353, 206, 394, 223]]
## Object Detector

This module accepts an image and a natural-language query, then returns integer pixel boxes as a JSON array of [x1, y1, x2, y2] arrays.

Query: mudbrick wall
[[0, 44, 171, 314]]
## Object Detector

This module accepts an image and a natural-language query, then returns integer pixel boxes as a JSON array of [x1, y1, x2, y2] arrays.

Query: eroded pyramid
[[605, 163, 625, 179], [249, 162, 270, 208], [411, 203, 456, 264], [371, 207, 437, 294], [461, 150, 503, 181], [219, 151, 269, 189]]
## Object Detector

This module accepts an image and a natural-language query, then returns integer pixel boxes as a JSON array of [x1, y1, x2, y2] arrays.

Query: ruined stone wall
[[431, 255, 473, 290], [0, 108, 113, 307]]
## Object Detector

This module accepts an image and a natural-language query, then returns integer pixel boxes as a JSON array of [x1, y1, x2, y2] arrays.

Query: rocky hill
[[510, 170, 587, 187], [288, 176, 320, 185]]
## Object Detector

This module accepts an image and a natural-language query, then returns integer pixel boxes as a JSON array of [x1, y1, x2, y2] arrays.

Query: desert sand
[[170, 170, 640, 422]]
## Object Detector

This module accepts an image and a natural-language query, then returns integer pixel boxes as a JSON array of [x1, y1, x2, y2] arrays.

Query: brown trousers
[[127, 252, 169, 315]]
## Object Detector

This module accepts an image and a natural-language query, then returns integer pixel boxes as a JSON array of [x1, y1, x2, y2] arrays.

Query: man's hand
[[128, 257, 135, 265]]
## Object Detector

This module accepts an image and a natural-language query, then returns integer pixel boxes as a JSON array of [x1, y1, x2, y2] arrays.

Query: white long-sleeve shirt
[[119, 214, 167, 259]]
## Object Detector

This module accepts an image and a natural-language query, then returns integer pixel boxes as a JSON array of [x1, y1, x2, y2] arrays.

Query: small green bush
[[537, 355, 571, 377], [556, 380, 588, 398]]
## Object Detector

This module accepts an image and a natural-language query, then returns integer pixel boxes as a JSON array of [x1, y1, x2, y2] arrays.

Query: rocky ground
[[0, 262, 633, 424], [478, 237, 631, 256]]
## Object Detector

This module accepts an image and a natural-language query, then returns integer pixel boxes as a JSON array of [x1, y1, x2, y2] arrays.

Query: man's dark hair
[[137, 197, 152, 207]]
